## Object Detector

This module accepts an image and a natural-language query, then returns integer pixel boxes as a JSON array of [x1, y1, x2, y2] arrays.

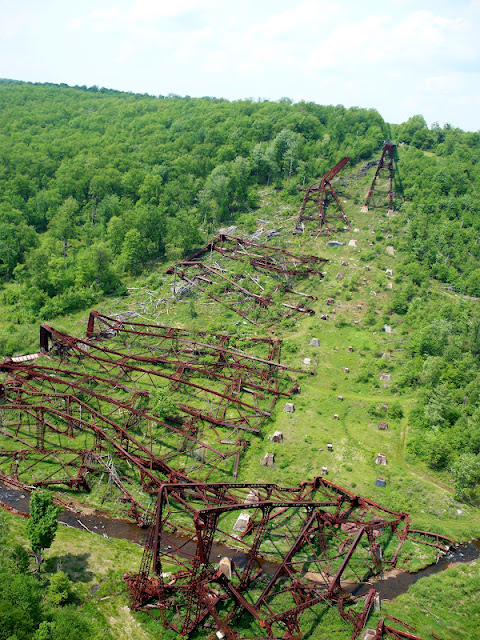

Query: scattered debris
[[375, 477, 386, 488], [386, 245, 395, 256], [378, 422, 389, 431], [309, 337, 320, 347], [379, 373, 391, 382], [348, 239, 357, 247], [336, 272, 344, 280], [284, 402, 295, 413], [384, 325, 393, 333]]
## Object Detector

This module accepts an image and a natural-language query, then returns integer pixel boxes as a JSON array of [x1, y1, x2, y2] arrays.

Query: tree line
[[0, 80, 386, 322]]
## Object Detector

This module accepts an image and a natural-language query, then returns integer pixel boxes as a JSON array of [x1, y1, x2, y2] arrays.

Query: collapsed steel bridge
[[125, 477, 454, 640], [166, 235, 326, 326], [171, 234, 328, 277], [0, 315, 299, 520]]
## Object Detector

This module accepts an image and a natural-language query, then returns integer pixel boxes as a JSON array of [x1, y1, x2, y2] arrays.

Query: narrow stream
[[1, 482, 478, 600]]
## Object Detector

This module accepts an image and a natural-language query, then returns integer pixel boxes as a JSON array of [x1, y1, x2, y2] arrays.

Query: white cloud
[[422, 71, 480, 93], [89, 8, 125, 21], [305, 9, 474, 73], [259, 0, 339, 39], [129, 0, 212, 20], [66, 17, 85, 31], [174, 26, 214, 63], [306, 14, 389, 70]]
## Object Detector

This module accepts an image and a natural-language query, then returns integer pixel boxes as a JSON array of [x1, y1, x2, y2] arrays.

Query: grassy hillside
[[0, 81, 480, 639]]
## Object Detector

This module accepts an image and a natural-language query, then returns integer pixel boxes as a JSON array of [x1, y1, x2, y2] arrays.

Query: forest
[[0, 79, 480, 640]]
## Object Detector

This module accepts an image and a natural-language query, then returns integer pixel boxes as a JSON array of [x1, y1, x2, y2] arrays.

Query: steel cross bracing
[[294, 157, 351, 235], [38, 323, 299, 433], [0, 365, 260, 517], [169, 234, 328, 277], [166, 237, 326, 326], [0, 314, 301, 518], [362, 142, 396, 213], [85, 310, 283, 358], [0, 376, 195, 521], [84, 311, 289, 380], [124, 478, 454, 640]]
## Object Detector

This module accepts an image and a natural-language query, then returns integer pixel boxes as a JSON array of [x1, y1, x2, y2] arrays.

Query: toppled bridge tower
[[125, 477, 453, 640]]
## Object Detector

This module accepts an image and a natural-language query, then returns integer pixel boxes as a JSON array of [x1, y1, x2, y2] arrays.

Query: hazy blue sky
[[1, 0, 479, 130]]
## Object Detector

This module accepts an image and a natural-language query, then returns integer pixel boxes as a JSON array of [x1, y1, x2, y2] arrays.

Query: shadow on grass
[[45, 552, 94, 583]]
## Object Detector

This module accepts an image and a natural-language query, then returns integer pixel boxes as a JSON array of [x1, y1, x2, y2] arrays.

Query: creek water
[[1, 482, 478, 600]]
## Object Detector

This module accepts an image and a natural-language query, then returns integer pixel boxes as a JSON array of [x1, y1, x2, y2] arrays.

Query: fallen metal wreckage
[[166, 234, 327, 326], [0, 313, 456, 639], [0, 273, 454, 640], [0, 313, 299, 521], [124, 478, 454, 640]]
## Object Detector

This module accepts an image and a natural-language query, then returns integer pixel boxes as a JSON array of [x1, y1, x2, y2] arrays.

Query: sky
[[1, 0, 479, 131]]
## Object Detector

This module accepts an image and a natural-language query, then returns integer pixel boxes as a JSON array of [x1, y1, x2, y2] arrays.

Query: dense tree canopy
[[0, 80, 387, 321]]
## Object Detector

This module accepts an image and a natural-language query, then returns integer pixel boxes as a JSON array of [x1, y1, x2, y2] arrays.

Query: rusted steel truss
[[166, 236, 325, 326], [362, 142, 396, 213], [84, 311, 290, 377], [125, 477, 453, 639], [170, 234, 328, 277], [294, 157, 351, 235], [38, 322, 299, 433], [0, 315, 302, 518]]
